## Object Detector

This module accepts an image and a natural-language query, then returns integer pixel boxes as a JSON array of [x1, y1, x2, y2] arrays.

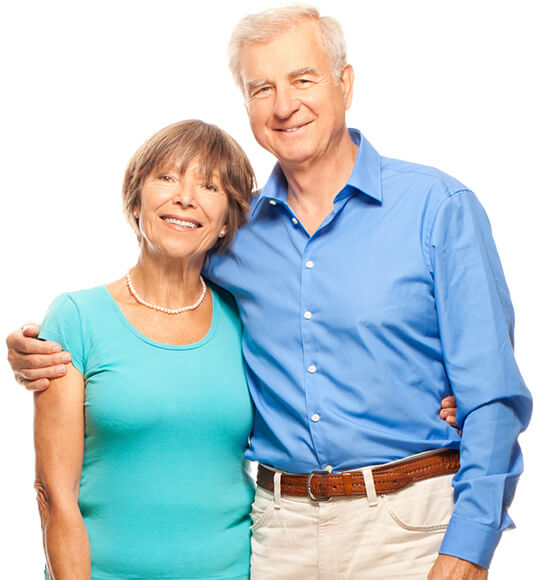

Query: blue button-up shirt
[[205, 129, 531, 568]]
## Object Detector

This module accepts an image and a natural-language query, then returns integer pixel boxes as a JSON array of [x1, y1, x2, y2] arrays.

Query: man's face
[[239, 20, 353, 167]]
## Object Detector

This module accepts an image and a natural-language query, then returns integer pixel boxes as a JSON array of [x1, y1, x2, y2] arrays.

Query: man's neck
[[280, 129, 358, 236]]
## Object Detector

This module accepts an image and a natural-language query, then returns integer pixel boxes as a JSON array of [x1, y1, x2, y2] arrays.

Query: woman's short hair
[[122, 120, 255, 254], [228, 4, 347, 91]]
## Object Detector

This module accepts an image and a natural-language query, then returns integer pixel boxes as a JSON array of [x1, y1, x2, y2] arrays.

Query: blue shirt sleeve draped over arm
[[429, 190, 532, 567]]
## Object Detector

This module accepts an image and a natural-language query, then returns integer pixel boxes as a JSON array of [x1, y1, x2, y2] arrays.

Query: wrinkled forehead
[[238, 21, 330, 84]]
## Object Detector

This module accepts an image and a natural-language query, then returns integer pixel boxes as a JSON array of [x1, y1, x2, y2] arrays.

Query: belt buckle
[[307, 470, 333, 502]]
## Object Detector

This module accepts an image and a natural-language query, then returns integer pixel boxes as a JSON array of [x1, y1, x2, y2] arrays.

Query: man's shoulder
[[380, 155, 469, 202]]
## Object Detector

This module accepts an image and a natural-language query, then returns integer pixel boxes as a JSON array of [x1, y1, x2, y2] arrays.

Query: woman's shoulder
[[48, 285, 109, 313], [41, 286, 113, 334], [209, 282, 239, 316], [39, 286, 110, 369], [208, 282, 244, 343]]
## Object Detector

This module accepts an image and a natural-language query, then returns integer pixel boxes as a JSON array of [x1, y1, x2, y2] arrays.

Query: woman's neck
[[128, 249, 206, 309]]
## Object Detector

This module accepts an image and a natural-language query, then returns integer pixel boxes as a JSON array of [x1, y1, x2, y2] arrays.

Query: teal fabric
[[39, 284, 253, 580]]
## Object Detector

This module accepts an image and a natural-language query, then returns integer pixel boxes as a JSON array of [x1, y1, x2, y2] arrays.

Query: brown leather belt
[[257, 449, 459, 501]]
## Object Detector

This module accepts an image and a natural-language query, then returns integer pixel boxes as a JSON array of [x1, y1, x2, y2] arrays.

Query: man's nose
[[273, 86, 300, 120]]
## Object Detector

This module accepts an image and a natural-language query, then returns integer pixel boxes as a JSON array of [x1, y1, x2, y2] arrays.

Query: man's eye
[[296, 78, 311, 86], [253, 86, 271, 97]]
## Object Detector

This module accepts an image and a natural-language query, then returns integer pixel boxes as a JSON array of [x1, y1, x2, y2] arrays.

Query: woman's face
[[136, 158, 229, 261]]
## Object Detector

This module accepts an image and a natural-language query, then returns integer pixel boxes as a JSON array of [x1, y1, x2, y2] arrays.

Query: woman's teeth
[[162, 217, 198, 228]]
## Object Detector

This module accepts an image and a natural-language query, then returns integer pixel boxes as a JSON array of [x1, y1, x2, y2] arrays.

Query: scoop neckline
[[99, 283, 220, 351]]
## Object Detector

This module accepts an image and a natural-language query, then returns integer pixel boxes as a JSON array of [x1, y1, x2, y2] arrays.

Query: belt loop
[[273, 470, 282, 509], [361, 467, 378, 507]]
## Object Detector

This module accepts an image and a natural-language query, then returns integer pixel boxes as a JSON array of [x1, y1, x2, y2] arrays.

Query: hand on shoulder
[[6, 324, 71, 391]]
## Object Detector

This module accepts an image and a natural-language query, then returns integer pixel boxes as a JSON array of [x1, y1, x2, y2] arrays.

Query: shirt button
[[308, 364, 317, 374], [305, 260, 314, 269], [269, 200, 277, 206], [304, 311, 312, 320], [311, 413, 320, 422], [291, 217, 298, 225]]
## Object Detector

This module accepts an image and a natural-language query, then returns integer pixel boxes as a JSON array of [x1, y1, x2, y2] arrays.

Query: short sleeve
[[38, 293, 85, 375]]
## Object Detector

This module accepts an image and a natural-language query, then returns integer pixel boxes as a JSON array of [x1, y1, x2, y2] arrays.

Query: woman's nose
[[173, 186, 197, 207]]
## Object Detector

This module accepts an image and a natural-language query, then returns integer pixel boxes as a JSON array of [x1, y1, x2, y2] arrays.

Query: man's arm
[[6, 324, 71, 390], [6, 326, 462, 426], [427, 189, 532, 574], [428, 555, 487, 580], [34, 363, 91, 579]]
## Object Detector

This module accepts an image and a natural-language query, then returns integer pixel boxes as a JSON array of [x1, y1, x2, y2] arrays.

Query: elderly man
[[7, 5, 531, 579]]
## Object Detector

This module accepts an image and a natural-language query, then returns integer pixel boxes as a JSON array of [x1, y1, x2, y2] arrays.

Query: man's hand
[[6, 324, 71, 391], [428, 555, 487, 579], [440, 396, 458, 428]]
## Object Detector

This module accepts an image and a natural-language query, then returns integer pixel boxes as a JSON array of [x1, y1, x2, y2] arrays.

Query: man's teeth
[[162, 217, 198, 228], [282, 127, 300, 132]]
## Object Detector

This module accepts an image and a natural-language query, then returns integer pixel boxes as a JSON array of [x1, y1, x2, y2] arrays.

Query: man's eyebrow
[[246, 79, 269, 93], [288, 67, 319, 79], [245, 68, 320, 93]]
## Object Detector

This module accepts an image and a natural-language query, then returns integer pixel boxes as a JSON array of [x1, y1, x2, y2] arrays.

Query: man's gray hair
[[228, 4, 347, 91]]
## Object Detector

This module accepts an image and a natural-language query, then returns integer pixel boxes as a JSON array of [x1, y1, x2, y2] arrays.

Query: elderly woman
[[34, 120, 255, 580]]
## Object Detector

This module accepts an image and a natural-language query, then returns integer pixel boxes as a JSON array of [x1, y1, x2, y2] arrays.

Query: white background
[[1, 1, 538, 577]]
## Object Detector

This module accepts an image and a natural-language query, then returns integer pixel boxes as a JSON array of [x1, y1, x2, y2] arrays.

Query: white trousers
[[250, 454, 455, 580]]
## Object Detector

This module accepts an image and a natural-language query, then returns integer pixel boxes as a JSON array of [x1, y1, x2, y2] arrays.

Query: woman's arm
[[34, 363, 90, 580]]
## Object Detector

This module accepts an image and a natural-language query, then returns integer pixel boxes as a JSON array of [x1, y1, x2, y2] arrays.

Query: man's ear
[[340, 64, 354, 111]]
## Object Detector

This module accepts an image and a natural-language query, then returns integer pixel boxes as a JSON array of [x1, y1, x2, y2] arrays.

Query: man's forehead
[[238, 21, 328, 79], [239, 54, 329, 88]]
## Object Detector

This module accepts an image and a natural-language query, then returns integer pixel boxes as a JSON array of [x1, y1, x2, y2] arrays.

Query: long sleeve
[[430, 189, 532, 567]]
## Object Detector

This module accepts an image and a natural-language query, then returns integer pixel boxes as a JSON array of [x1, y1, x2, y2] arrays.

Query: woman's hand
[[440, 396, 459, 429]]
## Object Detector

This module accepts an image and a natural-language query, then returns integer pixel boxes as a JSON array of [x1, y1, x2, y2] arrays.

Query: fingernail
[[60, 352, 71, 362], [56, 364, 66, 375], [52, 345, 62, 353]]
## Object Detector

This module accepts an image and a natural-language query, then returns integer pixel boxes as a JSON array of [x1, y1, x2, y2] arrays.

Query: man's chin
[[270, 144, 315, 167]]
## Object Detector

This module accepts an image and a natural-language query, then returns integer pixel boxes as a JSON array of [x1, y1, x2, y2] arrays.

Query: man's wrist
[[440, 513, 502, 569]]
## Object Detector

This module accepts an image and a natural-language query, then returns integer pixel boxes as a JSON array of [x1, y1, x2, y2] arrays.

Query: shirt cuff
[[439, 514, 502, 569]]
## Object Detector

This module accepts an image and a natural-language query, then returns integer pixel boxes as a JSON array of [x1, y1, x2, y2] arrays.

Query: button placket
[[300, 236, 325, 467]]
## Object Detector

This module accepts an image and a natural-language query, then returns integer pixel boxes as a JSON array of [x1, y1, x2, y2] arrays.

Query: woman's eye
[[203, 183, 219, 192], [159, 175, 174, 183]]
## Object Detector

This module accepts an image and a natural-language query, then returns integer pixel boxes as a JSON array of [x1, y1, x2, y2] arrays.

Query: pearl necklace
[[126, 271, 207, 314]]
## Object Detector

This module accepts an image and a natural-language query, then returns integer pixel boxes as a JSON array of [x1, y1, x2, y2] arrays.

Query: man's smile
[[273, 121, 313, 133]]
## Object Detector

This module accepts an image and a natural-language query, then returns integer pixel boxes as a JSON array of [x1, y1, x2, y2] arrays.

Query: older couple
[[7, 5, 530, 580]]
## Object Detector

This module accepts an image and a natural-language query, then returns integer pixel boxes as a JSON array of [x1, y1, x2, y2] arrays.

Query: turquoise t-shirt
[[39, 284, 254, 580]]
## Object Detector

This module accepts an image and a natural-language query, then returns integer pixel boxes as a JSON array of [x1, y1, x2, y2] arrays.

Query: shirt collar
[[251, 128, 383, 217]]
